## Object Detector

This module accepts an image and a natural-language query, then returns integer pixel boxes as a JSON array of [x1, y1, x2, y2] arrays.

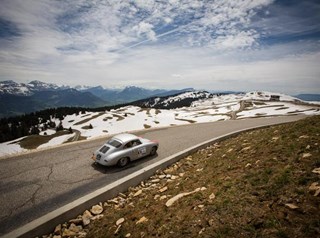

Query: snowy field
[[1, 91, 319, 157]]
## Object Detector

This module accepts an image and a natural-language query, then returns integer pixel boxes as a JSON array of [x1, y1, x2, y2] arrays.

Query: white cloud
[[0, 0, 319, 95], [133, 22, 157, 41]]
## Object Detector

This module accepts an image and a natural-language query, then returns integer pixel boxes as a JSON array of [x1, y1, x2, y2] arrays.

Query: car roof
[[112, 133, 139, 144]]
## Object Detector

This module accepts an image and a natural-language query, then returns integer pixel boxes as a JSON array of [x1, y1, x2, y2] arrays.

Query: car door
[[132, 139, 147, 160], [123, 141, 136, 160]]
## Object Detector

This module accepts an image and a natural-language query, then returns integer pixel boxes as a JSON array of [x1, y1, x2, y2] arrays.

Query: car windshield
[[107, 139, 122, 148]]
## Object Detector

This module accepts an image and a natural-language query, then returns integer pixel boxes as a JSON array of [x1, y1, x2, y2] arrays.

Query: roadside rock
[[90, 204, 103, 215], [209, 193, 216, 200], [159, 186, 168, 193], [312, 168, 320, 175], [91, 214, 104, 221], [302, 153, 312, 159], [299, 135, 309, 139], [309, 182, 320, 196], [136, 216, 148, 224], [285, 203, 299, 210], [116, 217, 125, 226], [69, 218, 82, 225], [114, 225, 121, 235], [54, 224, 62, 235], [82, 210, 93, 226], [134, 190, 143, 197], [166, 188, 201, 207]]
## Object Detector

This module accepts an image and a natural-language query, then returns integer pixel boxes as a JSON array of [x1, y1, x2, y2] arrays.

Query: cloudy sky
[[0, 0, 319, 94]]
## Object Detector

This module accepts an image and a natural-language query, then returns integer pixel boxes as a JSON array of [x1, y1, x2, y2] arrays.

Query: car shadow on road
[[91, 153, 158, 174]]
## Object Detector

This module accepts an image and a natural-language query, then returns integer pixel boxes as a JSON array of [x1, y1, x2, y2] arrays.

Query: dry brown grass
[[85, 116, 320, 238]]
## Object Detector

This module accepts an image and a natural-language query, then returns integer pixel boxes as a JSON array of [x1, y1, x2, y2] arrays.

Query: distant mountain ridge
[[0, 80, 69, 96], [0, 80, 196, 118]]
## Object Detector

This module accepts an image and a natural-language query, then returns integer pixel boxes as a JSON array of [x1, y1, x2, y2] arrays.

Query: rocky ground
[[42, 116, 320, 238]]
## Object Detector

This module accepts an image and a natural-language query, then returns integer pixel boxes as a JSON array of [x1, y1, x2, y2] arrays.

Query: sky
[[0, 0, 319, 94]]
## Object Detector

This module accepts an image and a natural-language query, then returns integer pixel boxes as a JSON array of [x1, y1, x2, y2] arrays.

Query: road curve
[[0, 115, 306, 236]]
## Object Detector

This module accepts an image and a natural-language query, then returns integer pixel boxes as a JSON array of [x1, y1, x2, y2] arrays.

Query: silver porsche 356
[[92, 133, 159, 167]]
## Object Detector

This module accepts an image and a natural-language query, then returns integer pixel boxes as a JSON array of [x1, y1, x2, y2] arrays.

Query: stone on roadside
[[312, 168, 320, 174], [54, 224, 62, 235], [227, 148, 233, 153], [285, 203, 299, 210], [159, 175, 166, 179], [160, 195, 167, 200], [299, 135, 309, 139], [82, 210, 93, 226], [134, 190, 142, 197], [69, 218, 82, 225], [209, 193, 216, 200], [116, 218, 125, 226], [302, 153, 312, 159], [154, 194, 160, 200], [90, 204, 103, 215], [159, 186, 168, 193], [186, 156, 193, 161], [91, 214, 104, 221], [125, 233, 131, 237], [309, 182, 320, 197], [62, 228, 76, 237], [242, 146, 251, 152], [68, 223, 82, 233], [114, 225, 121, 235], [136, 216, 148, 224], [166, 188, 201, 207], [245, 163, 252, 168]]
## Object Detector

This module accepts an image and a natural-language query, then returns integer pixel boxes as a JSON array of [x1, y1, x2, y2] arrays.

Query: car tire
[[117, 157, 129, 167], [150, 146, 157, 156]]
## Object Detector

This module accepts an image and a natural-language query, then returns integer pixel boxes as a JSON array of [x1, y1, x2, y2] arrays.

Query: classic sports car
[[92, 133, 159, 167]]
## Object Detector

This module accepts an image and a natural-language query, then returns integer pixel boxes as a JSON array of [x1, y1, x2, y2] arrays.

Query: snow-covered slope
[[0, 80, 68, 96], [134, 91, 213, 109], [1, 91, 319, 157], [0, 80, 33, 96]]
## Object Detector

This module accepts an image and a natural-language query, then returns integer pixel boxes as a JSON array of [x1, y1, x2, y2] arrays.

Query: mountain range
[[1, 80, 319, 118], [0, 80, 195, 118]]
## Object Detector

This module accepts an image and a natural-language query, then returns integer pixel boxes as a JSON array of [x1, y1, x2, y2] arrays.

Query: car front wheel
[[117, 157, 129, 167]]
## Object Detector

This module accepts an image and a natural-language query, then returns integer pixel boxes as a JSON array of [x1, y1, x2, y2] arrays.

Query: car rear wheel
[[117, 157, 129, 167], [150, 146, 157, 156]]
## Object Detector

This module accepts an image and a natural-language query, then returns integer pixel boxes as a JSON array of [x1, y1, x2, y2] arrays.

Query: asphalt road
[[0, 115, 306, 236]]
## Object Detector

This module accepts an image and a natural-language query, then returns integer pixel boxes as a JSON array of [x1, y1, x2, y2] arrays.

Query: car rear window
[[107, 139, 122, 148], [99, 145, 110, 154]]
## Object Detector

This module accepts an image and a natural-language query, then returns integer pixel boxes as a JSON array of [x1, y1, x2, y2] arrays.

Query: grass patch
[[81, 125, 93, 130], [74, 112, 104, 125], [112, 114, 125, 121], [18, 130, 70, 149]]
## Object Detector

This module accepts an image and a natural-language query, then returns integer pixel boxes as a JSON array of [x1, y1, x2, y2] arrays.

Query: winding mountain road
[[0, 115, 306, 236]]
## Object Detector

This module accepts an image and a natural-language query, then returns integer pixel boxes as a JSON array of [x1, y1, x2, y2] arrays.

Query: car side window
[[124, 141, 133, 149], [132, 139, 142, 147]]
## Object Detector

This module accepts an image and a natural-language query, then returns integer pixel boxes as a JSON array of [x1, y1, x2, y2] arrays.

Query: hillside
[[1, 91, 319, 157], [47, 116, 320, 238]]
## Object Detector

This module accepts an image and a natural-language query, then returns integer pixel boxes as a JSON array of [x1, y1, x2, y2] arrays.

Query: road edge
[[1, 121, 298, 238]]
